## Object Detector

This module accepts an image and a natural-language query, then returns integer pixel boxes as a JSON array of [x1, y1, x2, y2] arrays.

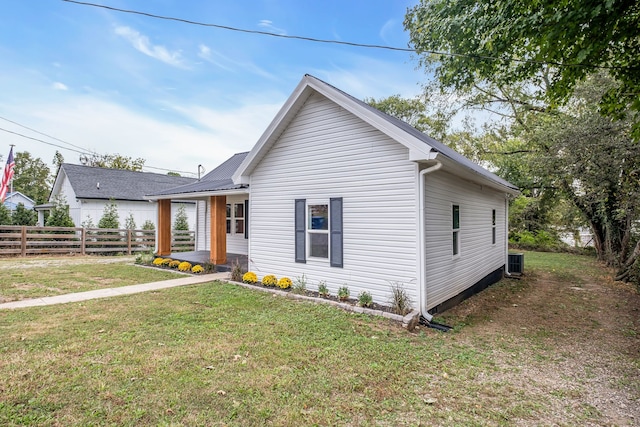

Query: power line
[[0, 115, 92, 153], [62, 0, 633, 72], [0, 123, 197, 176]]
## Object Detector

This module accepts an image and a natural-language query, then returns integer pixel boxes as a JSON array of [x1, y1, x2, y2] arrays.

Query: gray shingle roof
[[304, 75, 518, 192], [60, 163, 197, 201], [146, 152, 248, 197]]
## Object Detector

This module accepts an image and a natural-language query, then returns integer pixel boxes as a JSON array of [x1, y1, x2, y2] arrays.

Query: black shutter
[[295, 199, 306, 263], [244, 199, 249, 239], [330, 197, 343, 268]]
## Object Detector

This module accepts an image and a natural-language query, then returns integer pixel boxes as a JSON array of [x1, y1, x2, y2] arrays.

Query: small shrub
[[388, 281, 412, 315], [152, 257, 164, 266], [243, 272, 258, 284], [337, 285, 350, 301], [317, 280, 329, 297], [178, 261, 192, 272], [291, 273, 307, 294], [136, 251, 154, 265], [277, 277, 292, 289], [192, 265, 204, 274], [169, 260, 181, 269], [262, 274, 278, 287], [358, 291, 373, 308], [230, 260, 245, 282], [161, 258, 172, 267]]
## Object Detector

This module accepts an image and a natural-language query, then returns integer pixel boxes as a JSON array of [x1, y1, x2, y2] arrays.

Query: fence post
[[127, 229, 132, 255], [81, 228, 86, 255], [21, 226, 27, 257]]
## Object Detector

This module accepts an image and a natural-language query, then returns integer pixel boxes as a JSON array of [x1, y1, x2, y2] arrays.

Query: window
[[492, 209, 496, 245], [295, 198, 343, 267], [452, 205, 460, 256], [308, 204, 329, 258], [226, 202, 246, 236], [234, 203, 244, 234]]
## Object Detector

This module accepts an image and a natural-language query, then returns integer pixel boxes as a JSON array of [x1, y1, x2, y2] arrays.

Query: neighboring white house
[[3, 191, 35, 211], [148, 75, 519, 316], [40, 164, 198, 230]]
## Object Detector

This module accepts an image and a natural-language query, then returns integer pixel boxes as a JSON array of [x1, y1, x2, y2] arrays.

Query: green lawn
[[0, 257, 183, 302], [0, 251, 638, 426]]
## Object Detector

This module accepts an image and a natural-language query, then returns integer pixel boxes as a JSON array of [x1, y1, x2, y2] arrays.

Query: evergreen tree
[[46, 195, 75, 227], [173, 204, 189, 231], [98, 199, 120, 229], [124, 212, 136, 230], [11, 203, 37, 226], [141, 220, 155, 230], [0, 204, 13, 225]]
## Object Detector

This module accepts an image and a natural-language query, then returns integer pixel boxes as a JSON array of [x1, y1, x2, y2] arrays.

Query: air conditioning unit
[[508, 253, 524, 275]]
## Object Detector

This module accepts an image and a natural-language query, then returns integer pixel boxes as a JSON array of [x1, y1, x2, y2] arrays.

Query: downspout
[[418, 161, 442, 322], [504, 195, 512, 277]]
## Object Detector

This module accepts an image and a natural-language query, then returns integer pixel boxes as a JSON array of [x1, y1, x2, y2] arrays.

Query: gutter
[[417, 161, 442, 322]]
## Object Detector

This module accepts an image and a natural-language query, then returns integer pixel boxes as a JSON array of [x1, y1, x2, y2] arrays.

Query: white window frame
[[225, 202, 245, 236], [234, 202, 245, 235], [452, 204, 460, 257], [307, 202, 329, 260]]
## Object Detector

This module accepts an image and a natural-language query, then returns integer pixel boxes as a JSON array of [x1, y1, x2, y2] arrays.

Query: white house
[[148, 75, 519, 316], [41, 164, 198, 230], [3, 191, 36, 211]]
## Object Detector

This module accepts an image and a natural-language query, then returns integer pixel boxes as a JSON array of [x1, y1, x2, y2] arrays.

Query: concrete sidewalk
[[0, 272, 229, 310]]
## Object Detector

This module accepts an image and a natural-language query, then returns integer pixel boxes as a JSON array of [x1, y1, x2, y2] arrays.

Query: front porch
[[168, 251, 247, 272]]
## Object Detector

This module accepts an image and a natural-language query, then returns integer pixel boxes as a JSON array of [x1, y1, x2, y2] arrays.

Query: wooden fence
[[0, 226, 195, 256]]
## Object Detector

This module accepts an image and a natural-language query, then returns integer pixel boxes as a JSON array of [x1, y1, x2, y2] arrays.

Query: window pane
[[309, 205, 328, 230], [492, 227, 496, 245], [310, 233, 328, 258], [235, 219, 244, 234], [453, 231, 459, 255], [452, 205, 460, 229], [226, 219, 231, 234], [234, 203, 244, 218], [492, 209, 496, 226], [226, 204, 231, 218]]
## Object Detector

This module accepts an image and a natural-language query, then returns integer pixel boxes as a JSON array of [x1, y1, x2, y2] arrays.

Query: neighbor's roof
[[234, 74, 519, 194], [145, 152, 249, 198], [57, 163, 196, 201]]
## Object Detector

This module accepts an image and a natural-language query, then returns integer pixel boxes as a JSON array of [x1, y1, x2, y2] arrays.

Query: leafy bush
[[152, 257, 164, 266], [358, 291, 373, 308], [46, 195, 74, 227], [192, 265, 204, 274], [161, 258, 172, 267], [135, 251, 154, 265], [388, 282, 412, 315], [337, 285, 350, 301], [141, 220, 155, 231], [178, 261, 192, 272], [277, 277, 292, 289], [230, 260, 245, 282], [262, 274, 278, 287], [243, 272, 258, 284], [509, 229, 566, 252], [317, 280, 329, 297], [291, 273, 307, 294]]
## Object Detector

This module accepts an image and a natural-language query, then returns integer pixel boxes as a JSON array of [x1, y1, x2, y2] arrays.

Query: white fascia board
[[435, 155, 520, 195], [144, 188, 249, 201], [49, 167, 68, 202]]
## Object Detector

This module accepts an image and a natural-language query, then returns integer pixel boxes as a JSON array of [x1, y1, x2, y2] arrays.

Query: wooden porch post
[[157, 199, 172, 256], [210, 195, 227, 264]]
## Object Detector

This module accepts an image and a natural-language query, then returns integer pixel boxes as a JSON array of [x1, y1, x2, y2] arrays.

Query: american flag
[[0, 147, 16, 203]]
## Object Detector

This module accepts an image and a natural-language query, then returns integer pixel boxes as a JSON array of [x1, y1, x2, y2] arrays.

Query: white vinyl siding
[[424, 171, 506, 309], [248, 93, 418, 305]]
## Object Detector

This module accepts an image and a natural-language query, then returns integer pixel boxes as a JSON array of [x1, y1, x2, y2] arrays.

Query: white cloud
[[114, 25, 185, 68], [197, 43, 275, 79], [258, 20, 287, 35], [52, 82, 68, 91], [379, 19, 396, 44]]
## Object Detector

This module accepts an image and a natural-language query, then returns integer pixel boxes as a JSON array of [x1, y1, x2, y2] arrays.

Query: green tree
[[12, 152, 52, 205], [46, 195, 75, 227], [405, 0, 640, 139], [85, 153, 145, 171], [124, 212, 136, 230], [98, 199, 120, 229], [167, 171, 181, 177], [141, 220, 155, 231], [11, 203, 37, 226], [173, 205, 189, 231], [0, 204, 12, 225]]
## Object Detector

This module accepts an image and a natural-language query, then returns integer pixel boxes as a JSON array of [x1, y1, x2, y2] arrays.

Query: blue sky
[[0, 0, 428, 176]]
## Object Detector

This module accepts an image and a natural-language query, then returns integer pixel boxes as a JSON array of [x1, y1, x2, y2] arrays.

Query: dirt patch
[[443, 269, 640, 426]]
